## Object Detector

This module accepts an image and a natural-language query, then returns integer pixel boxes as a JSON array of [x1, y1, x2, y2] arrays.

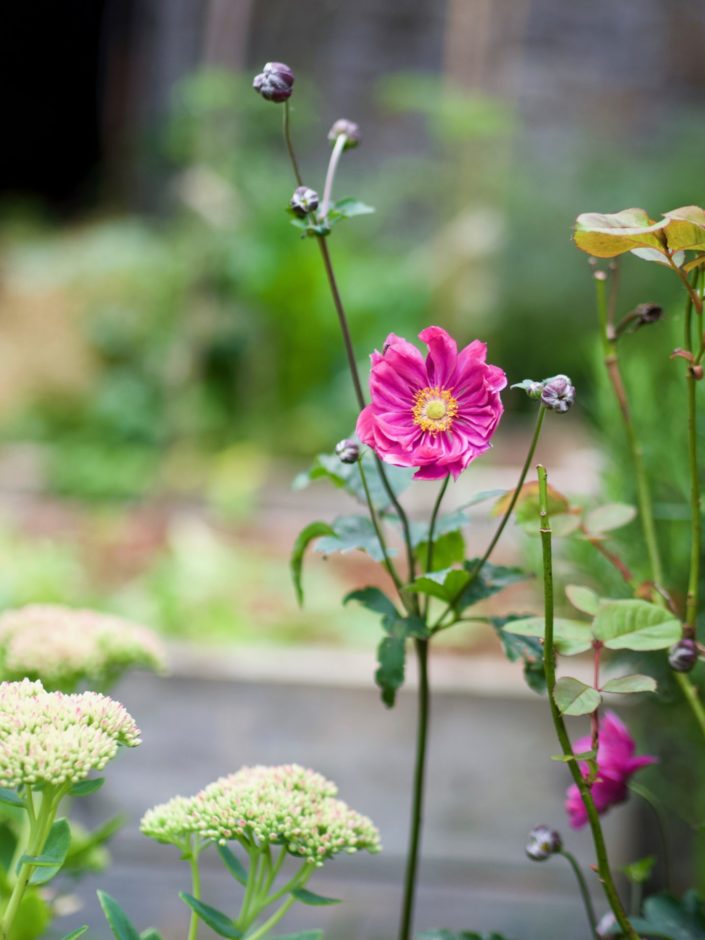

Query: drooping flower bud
[[669, 637, 699, 673], [289, 186, 319, 218], [335, 438, 360, 464], [252, 62, 295, 102], [634, 302, 663, 325], [328, 119, 361, 150], [541, 374, 576, 414], [525, 824, 562, 861]]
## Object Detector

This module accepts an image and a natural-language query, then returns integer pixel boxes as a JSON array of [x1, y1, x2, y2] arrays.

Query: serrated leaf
[[0, 788, 23, 808], [553, 677, 602, 716], [216, 843, 248, 886], [593, 600, 682, 651], [602, 674, 657, 695], [503, 617, 593, 655], [565, 584, 600, 616], [584, 503, 636, 534], [293, 451, 412, 513], [376, 635, 406, 707], [574, 208, 668, 258], [98, 890, 142, 940], [491, 616, 545, 695], [315, 515, 396, 564], [454, 560, 526, 612], [291, 887, 341, 906], [69, 777, 105, 796], [179, 894, 241, 939], [406, 568, 470, 603], [290, 521, 336, 606], [25, 818, 70, 885], [344, 587, 399, 622]]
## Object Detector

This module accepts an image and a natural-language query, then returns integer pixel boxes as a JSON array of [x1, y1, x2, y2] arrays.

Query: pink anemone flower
[[565, 711, 657, 829], [355, 326, 506, 480]]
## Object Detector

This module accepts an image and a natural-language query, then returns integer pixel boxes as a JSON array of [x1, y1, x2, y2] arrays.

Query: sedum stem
[[186, 842, 202, 940], [538, 465, 638, 940]]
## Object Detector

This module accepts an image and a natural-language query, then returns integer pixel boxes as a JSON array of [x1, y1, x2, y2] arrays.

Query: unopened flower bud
[[328, 119, 361, 149], [526, 824, 562, 861], [691, 365, 704, 381], [669, 637, 699, 673], [253, 62, 295, 102], [634, 302, 663, 325], [335, 439, 360, 464], [511, 379, 544, 400], [541, 374, 575, 414], [290, 186, 319, 218]]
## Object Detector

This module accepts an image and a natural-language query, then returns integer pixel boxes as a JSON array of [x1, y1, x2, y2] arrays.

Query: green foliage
[[179, 893, 242, 939], [290, 522, 336, 607], [216, 844, 248, 886], [593, 600, 681, 651], [604, 890, 705, 939], [314, 516, 396, 563], [419, 931, 515, 940], [24, 818, 70, 886], [98, 890, 142, 940], [553, 677, 602, 716], [294, 452, 413, 513], [490, 616, 545, 694], [290, 888, 341, 906]]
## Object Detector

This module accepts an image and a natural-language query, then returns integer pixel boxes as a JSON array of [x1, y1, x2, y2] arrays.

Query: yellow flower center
[[412, 386, 458, 433]]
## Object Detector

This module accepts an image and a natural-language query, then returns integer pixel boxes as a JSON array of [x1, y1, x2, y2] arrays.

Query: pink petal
[[419, 326, 458, 388]]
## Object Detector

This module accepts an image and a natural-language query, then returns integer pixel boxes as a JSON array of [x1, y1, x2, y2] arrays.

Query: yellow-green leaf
[[574, 208, 668, 258]]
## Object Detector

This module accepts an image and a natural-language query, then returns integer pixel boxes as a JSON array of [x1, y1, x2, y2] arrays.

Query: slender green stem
[[398, 638, 430, 940], [422, 475, 451, 618], [538, 465, 638, 940], [432, 405, 546, 630], [262, 845, 286, 897], [675, 672, 705, 738], [238, 845, 262, 928], [320, 133, 347, 217], [559, 850, 598, 938], [244, 894, 298, 940], [282, 102, 303, 187], [358, 460, 405, 595], [684, 272, 701, 631], [187, 842, 202, 940], [629, 781, 672, 891]]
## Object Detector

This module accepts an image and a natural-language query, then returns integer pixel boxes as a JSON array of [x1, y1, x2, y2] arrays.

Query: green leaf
[[98, 890, 142, 940], [25, 818, 71, 885], [69, 777, 105, 796], [574, 208, 668, 258], [140, 930, 163, 940], [406, 568, 470, 603], [621, 855, 657, 885], [565, 584, 600, 616], [415, 530, 466, 569], [493, 481, 570, 526], [454, 560, 526, 612], [344, 587, 399, 623], [663, 205, 705, 252], [420, 932, 515, 940], [0, 823, 17, 874], [329, 197, 375, 219], [315, 515, 396, 564], [59, 929, 89, 940], [553, 677, 602, 716], [291, 887, 341, 906], [290, 521, 336, 606], [0, 788, 23, 808], [602, 674, 657, 695], [293, 451, 412, 513], [179, 894, 242, 939], [490, 616, 545, 695], [273, 933, 323, 940], [551, 513, 582, 537], [410, 509, 471, 546], [375, 635, 406, 707], [593, 600, 682, 651], [621, 891, 705, 940], [216, 844, 248, 886], [64, 815, 124, 873], [584, 503, 637, 534], [503, 617, 593, 655]]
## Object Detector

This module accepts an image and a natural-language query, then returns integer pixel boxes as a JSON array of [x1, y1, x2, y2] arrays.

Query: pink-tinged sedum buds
[[252, 62, 295, 102], [328, 119, 361, 150], [525, 824, 562, 861], [669, 637, 699, 673], [541, 374, 576, 413], [141, 763, 381, 866], [290, 186, 320, 218], [335, 438, 360, 464], [0, 679, 140, 789]]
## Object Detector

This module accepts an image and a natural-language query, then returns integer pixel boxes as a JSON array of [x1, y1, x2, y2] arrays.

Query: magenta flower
[[565, 711, 657, 829], [355, 326, 506, 480]]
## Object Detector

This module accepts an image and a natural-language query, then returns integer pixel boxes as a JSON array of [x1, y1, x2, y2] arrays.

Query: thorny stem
[[398, 638, 430, 940], [683, 269, 702, 633], [591, 642, 603, 753], [538, 464, 638, 940], [432, 405, 546, 630], [559, 850, 599, 938]]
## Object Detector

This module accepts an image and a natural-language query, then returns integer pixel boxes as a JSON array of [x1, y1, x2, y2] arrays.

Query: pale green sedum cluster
[[0, 678, 141, 788], [141, 763, 381, 865], [0, 604, 165, 691]]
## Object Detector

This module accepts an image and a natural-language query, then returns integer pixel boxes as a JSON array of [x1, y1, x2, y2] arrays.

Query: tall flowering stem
[[537, 465, 638, 940]]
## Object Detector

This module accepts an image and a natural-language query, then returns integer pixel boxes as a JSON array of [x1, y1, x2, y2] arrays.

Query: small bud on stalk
[[691, 364, 704, 381], [669, 637, 699, 673], [511, 379, 544, 400], [634, 302, 663, 325], [290, 186, 319, 218], [541, 374, 576, 414], [253, 62, 295, 102], [335, 439, 360, 464], [526, 824, 562, 861], [328, 119, 361, 150]]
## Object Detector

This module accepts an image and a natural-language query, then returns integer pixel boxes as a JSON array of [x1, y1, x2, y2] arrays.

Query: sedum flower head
[[0, 604, 165, 691], [0, 679, 140, 789], [141, 764, 380, 865]]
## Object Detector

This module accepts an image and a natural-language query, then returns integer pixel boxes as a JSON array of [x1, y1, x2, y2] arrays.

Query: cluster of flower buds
[[252, 62, 295, 102], [669, 637, 699, 673], [142, 763, 381, 865], [525, 824, 562, 861], [335, 438, 360, 464], [290, 186, 320, 218], [328, 119, 361, 150], [512, 375, 576, 413], [0, 604, 165, 692]]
